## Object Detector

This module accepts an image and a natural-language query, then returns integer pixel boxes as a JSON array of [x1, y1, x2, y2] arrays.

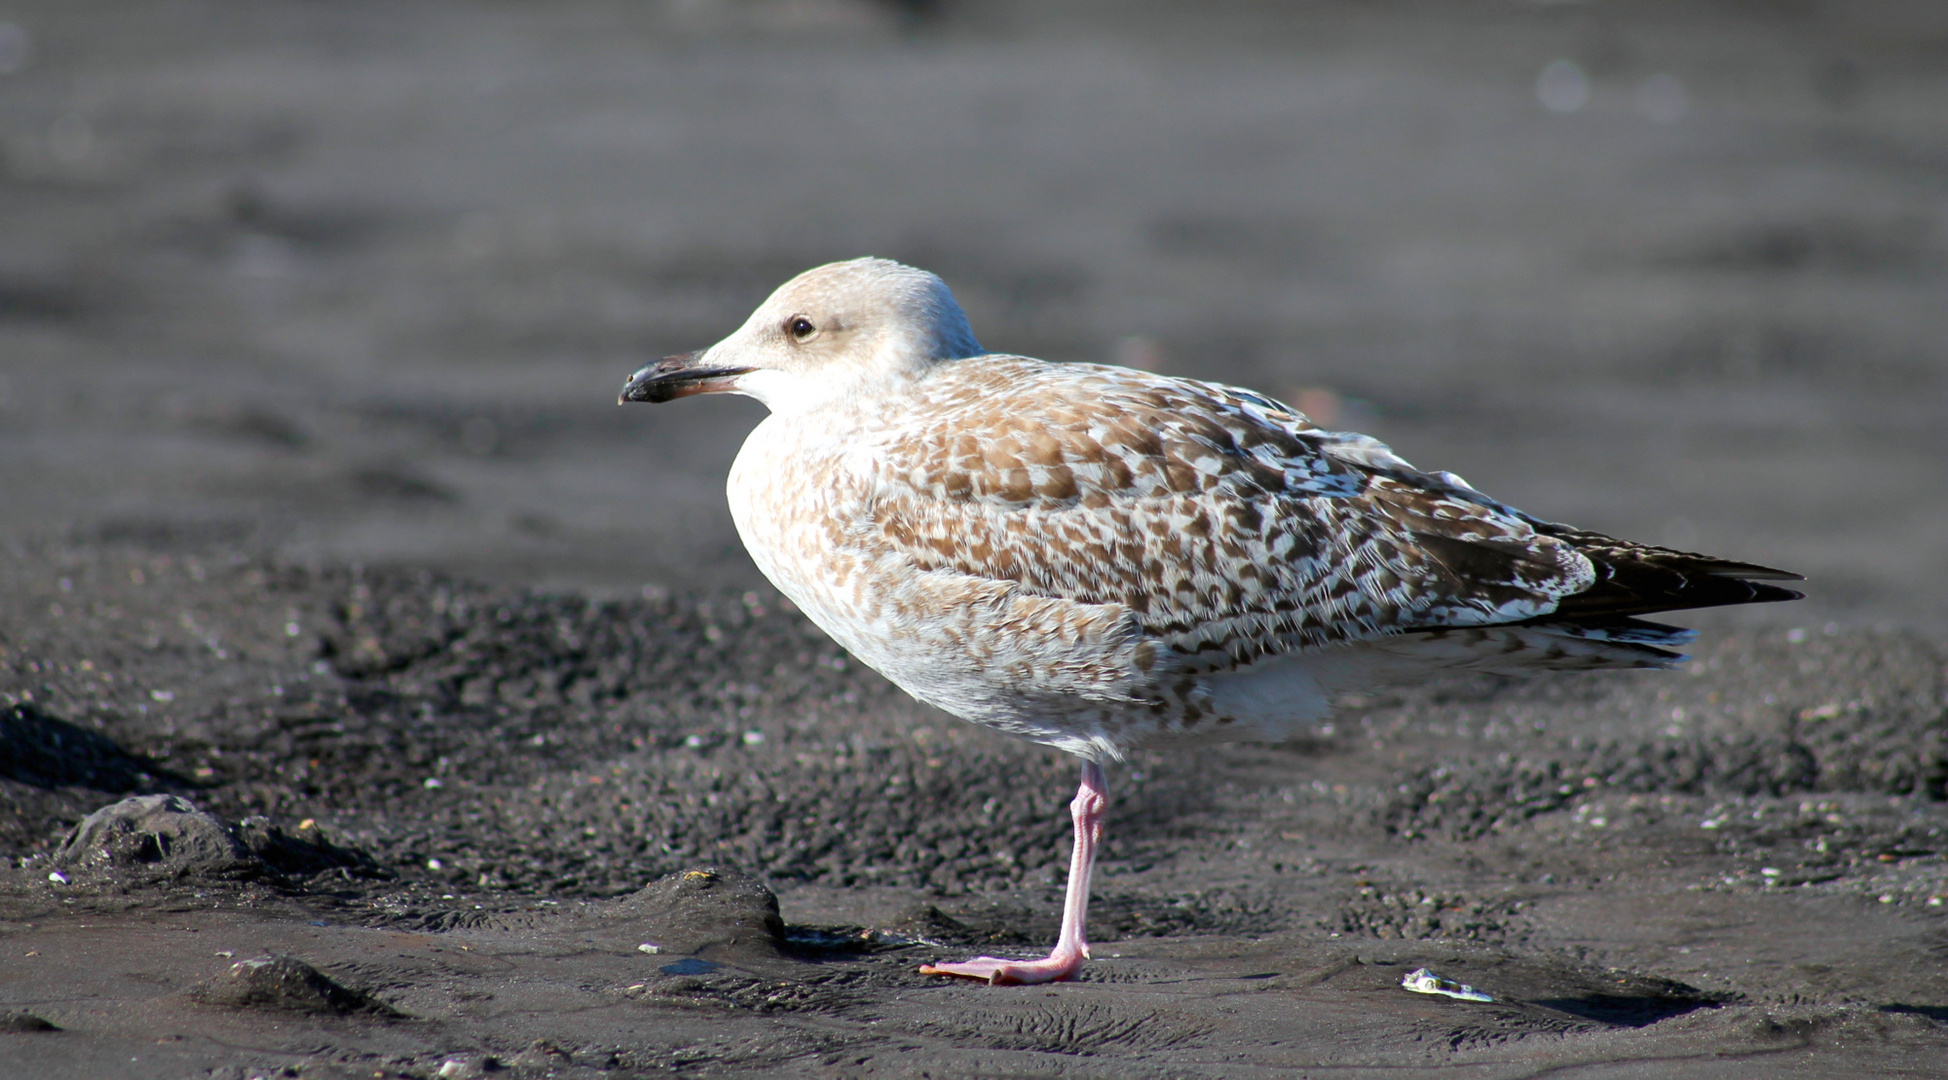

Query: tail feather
[[1531, 526, 1803, 621]]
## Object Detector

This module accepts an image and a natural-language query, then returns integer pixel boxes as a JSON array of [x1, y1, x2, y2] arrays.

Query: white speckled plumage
[[623, 256, 1800, 983]]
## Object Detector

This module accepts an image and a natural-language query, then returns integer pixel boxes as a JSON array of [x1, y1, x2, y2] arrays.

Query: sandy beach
[[2, 2, 1944, 1075]]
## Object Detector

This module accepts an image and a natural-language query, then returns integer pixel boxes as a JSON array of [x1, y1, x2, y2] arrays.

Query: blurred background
[[0, 0, 1941, 631]]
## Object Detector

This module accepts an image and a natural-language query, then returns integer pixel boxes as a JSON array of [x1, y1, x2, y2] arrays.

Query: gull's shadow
[[1533, 992, 1722, 1028], [1880, 1003, 1948, 1024], [0, 703, 186, 792]]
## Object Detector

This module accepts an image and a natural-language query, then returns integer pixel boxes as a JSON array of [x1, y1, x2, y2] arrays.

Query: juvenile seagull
[[621, 257, 1800, 985]]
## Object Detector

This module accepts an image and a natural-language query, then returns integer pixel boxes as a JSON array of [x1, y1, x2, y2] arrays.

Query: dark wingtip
[[1534, 527, 1808, 620], [1709, 563, 1804, 583], [1744, 582, 1806, 604], [1707, 563, 1805, 605]]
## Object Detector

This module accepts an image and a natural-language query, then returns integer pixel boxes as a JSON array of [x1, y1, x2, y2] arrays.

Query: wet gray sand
[[3, 551, 1944, 1076], [3, 1, 1946, 1076]]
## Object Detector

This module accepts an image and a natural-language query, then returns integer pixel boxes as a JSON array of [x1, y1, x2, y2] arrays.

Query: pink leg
[[921, 760, 1108, 985]]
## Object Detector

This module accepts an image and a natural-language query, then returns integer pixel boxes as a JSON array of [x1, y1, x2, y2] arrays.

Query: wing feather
[[859, 359, 1604, 672]]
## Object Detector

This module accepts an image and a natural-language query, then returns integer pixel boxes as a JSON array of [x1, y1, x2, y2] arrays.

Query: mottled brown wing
[[863, 359, 1599, 670]]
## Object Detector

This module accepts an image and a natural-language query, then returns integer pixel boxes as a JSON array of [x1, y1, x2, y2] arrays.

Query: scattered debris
[[1401, 967, 1494, 1002]]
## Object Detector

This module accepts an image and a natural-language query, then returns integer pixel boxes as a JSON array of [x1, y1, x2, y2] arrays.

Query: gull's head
[[620, 257, 982, 415]]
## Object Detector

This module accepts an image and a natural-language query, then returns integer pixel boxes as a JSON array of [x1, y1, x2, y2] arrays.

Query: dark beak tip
[[619, 352, 750, 406], [618, 381, 664, 405], [619, 358, 678, 405]]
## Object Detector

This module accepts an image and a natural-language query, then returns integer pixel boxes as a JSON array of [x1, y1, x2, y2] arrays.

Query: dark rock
[[509, 1040, 575, 1068], [51, 796, 385, 886], [609, 866, 787, 961], [55, 795, 265, 880], [0, 1011, 59, 1032], [233, 815, 389, 882], [189, 954, 398, 1017]]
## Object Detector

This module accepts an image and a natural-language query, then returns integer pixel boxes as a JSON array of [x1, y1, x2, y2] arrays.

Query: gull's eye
[[787, 316, 817, 342]]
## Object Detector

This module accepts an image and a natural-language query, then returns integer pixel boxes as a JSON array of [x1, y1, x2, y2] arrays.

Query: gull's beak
[[619, 351, 754, 404]]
